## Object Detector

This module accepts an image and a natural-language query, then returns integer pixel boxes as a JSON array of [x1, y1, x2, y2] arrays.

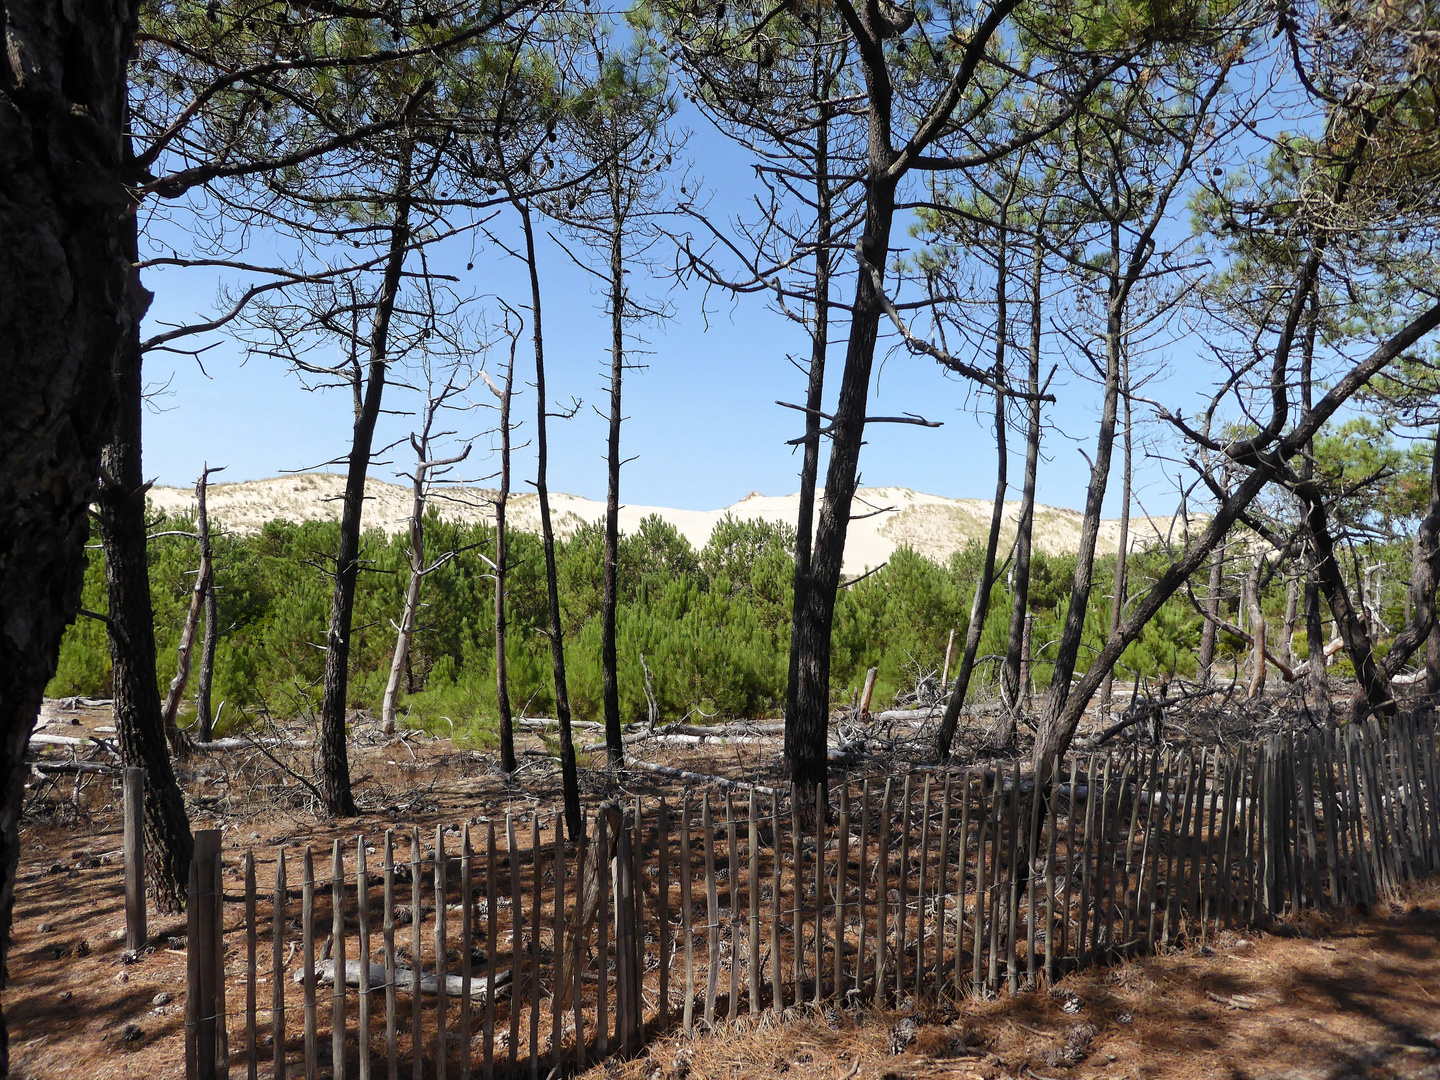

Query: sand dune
[[147, 474, 1196, 575]]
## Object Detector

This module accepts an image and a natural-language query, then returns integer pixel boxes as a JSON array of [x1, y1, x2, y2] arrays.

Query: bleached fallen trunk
[[300, 958, 510, 999]]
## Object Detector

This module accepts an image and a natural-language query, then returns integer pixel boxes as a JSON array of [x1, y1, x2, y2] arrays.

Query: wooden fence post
[[186, 829, 224, 1080], [124, 767, 146, 951]]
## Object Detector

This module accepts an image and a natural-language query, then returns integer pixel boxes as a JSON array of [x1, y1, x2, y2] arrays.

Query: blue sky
[[139, 109, 1217, 519]]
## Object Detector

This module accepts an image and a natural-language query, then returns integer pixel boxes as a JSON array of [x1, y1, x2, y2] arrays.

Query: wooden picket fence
[[183, 713, 1440, 1079]]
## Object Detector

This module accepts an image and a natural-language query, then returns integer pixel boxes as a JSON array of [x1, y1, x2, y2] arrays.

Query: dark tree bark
[[519, 203, 583, 840], [493, 346, 517, 776], [936, 210, 1009, 760], [317, 147, 414, 818], [1099, 352, 1134, 714], [95, 233, 195, 913], [1001, 239, 1045, 716], [783, 101, 835, 748], [1294, 482, 1392, 721], [1032, 300, 1440, 785], [196, 467, 219, 740], [1, 0, 137, 1055], [601, 190, 625, 773]]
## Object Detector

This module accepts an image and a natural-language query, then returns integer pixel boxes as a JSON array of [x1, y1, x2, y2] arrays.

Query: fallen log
[[194, 736, 312, 751], [623, 758, 780, 798], [298, 958, 510, 999]]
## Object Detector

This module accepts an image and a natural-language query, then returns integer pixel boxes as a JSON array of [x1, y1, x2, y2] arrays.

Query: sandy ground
[[146, 475, 1192, 576], [14, 701, 1440, 1080]]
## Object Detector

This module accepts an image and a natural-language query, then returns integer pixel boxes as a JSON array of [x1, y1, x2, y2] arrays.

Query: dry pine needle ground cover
[[13, 702, 1440, 1080]]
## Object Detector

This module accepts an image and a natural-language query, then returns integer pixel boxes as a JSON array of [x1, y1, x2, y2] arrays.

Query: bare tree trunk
[[163, 465, 221, 745], [1036, 222, 1124, 745], [784, 99, 834, 752], [937, 212, 1009, 759], [1295, 481, 1393, 722], [493, 347, 517, 776], [196, 468, 219, 741], [381, 472, 425, 737], [1001, 239, 1044, 714], [601, 196, 625, 773], [318, 147, 414, 818], [1099, 352, 1133, 716], [519, 203, 583, 840], [1282, 574, 1299, 669], [1245, 554, 1268, 699], [1, 0, 137, 1051], [96, 258, 194, 912], [786, 161, 898, 798], [1197, 544, 1225, 684]]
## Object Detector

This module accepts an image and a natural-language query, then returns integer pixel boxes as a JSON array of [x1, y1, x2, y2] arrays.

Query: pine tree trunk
[[196, 469, 219, 740], [1197, 544, 1225, 684], [1099, 354, 1133, 716], [96, 277, 194, 914], [494, 351, 517, 776], [520, 204, 583, 841], [317, 147, 413, 818], [786, 167, 897, 799], [937, 215, 1008, 759], [1, 0, 138, 1052], [784, 102, 833, 744], [601, 204, 625, 773], [1036, 224, 1124, 747], [1001, 240, 1044, 715]]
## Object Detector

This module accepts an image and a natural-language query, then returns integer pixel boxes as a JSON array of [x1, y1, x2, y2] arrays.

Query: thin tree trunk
[[1282, 574, 1299, 669], [601, 191, 625, 773], [1197, 544, 1225, 684], [519, 203, 583, 841], [784, 94, 833, 748], [1294, 481, 1393, 721], [96, 249, 194, 912], [1001, 239, 1044, 715], [196, 467, 219, 741], [317, 146, 414, 818], [786, 168, 897, 798], [1036, 222, 1125, 745], [382, 462, 426, 737], [494, 347, 517, 775], [163, 466, 220, 745], [1245, 553, 1267, 700], [937, 211, 1009, 759], [2, 0, 138, 1052], [1099, 352, 1133, 715]]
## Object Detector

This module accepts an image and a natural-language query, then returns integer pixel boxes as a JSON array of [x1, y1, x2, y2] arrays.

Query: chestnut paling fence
[[181, 714, 1440, 1079]]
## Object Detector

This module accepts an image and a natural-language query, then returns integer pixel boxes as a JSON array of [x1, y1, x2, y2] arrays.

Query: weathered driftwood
[[298, 959, 511, 999], [624, 758, 780, 796]]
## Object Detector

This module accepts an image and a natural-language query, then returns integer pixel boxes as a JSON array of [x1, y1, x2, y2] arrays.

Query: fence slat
[[956, 774, 971, 988], [658, 799, 671, 1029], [916, 775, 930, 998], [770, 793, 783, 1010], [835, 781, 849, 998], [509, 815, 523, 1071], [484, 821, 498, 1078], [410, 829, 423, 1080], [273, 849, 288, 1080], [459, 827, 472, 1080], [896, 774, 910, 1003], [357, 839, 371, 1080], [813, 782, 825, 1005], [434, 829, 447, 1080], [383, 832, 397, 1080], [791, 786, 803, 997], [971, 773, 987, 994], [680, 799, 694, 1034], [304, 846, 317, 1080], [245, 851, 257, 1080], [937, 775, 952, 993], [727, 792, 740, 1020], [1062, 757, 1079, 964], [551, 827, 564, 1071], [1043, 766, 1059, 987], [876, 778, 892, 1003], [530, 817, 541, 1080], [749, 789, 762, 1014], [854, 781, 870, 1001], [702, 796, 719, 1027]]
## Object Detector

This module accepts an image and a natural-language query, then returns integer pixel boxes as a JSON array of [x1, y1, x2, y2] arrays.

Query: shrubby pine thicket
[[49, 410, 1433, 742]]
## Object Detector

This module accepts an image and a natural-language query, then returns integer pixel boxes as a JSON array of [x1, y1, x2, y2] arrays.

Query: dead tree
[[160, 463, 225, 746], [480, 329, 520, 775], [381, 365, 475, 736]]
